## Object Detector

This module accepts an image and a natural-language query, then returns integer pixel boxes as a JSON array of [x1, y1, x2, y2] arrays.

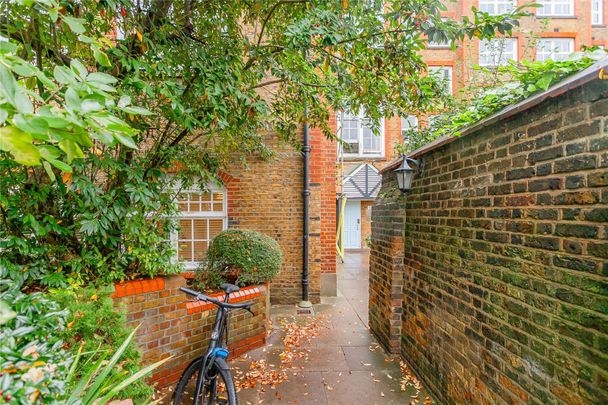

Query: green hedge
[[196, 229, 282, 290]]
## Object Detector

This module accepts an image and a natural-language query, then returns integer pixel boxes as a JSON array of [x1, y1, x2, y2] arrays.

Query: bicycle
[[173, 284, 254, 405]]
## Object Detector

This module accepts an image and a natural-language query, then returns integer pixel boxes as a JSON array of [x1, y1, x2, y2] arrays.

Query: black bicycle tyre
[[172, 357, 238, 405]]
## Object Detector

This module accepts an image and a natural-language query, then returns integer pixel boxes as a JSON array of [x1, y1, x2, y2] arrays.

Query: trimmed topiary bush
[[196, 230, 282, 289]]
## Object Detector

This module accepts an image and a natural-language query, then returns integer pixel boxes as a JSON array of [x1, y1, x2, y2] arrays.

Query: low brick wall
[[113, 276, 268, 387], [370, 78, 608, 404]]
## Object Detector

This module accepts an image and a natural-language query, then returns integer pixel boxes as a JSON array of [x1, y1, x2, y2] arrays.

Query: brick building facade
[[421, 0, 608, 104], [173, 0, 608, 305], [370, 60, 608, 404]]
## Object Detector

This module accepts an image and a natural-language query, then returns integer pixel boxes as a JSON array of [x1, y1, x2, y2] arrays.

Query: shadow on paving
[[232, 250, 433, 405]]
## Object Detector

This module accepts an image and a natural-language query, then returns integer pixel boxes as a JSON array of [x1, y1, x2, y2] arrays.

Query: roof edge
[[380, 56, 608, 174]]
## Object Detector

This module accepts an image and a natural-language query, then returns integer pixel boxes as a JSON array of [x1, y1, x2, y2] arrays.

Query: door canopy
[[342, 163, 381, 200]]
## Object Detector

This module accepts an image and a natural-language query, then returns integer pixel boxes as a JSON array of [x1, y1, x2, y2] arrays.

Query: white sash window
[[536, 38, 574, 62], [338, 111, 385, 158], [172, 187, 227, 269], [479, 38, 518, 67]]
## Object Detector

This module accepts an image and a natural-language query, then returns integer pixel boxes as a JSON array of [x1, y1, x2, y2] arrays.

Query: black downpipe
[[302, 106, 310, 303]]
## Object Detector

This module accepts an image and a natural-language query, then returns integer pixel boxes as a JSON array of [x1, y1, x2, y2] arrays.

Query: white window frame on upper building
[[479, 38, 518, 67], [592, 0, 604, 25], [478, 0, 517, 15], [536, 0, 575, 17], [337, 111, 385, 159], [536, 38, 574, 62], [428, 65, 453, 95], [171, 185, 228, 270]]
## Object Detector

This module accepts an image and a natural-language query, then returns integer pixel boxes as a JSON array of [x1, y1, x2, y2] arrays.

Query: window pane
[[429, 66, 453, 94], [479, 38, 517, 66], [479, 0, 516, 15], [174, 189, 227, 267], [179, 219, 192, 240], [209, 219, 224, 238], [178, 241, 193, 261], [537, 0, 574, 16], [193, 241, 208, 261], [536, 38, 574, 62], [192, 219, 208, 240], [592, 0, 604, 24], [213, 192, 224, 212]]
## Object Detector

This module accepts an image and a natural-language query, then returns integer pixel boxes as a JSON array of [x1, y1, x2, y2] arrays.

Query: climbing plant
[[399, 48, 608, 152]]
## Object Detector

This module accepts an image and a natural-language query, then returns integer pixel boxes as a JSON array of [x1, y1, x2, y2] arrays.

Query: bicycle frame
[[193, 292, 231, 405]]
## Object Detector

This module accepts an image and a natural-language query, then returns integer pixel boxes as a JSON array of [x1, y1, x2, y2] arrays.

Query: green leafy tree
[[0, 0, 527, 288]]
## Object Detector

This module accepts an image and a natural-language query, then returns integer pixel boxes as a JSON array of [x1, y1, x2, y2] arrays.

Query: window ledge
[[341, 155, 385, 161], [592, 24, 606, 28]]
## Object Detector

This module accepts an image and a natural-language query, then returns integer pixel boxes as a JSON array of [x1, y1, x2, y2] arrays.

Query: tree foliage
[[0, 0, 526, 289]]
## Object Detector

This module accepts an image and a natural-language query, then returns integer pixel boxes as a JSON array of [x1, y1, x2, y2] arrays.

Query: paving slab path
[[233, 251, 432, 405]]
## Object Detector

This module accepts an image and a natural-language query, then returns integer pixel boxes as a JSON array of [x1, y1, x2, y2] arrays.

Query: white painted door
[[344, 200, 361, 249]]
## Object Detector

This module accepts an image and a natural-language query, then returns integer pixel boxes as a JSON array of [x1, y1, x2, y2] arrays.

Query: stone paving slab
[[157, 251, 433, 404], [234, 251, 433, 404]]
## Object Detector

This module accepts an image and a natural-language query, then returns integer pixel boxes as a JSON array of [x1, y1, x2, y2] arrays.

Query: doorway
[[344, 200, 361, 249]]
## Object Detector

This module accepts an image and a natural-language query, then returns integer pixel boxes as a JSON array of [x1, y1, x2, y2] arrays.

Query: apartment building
[[333, 0, 607, 267]]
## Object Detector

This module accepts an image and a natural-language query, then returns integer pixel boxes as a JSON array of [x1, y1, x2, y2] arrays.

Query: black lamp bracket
[[404, 157, 424, 174]]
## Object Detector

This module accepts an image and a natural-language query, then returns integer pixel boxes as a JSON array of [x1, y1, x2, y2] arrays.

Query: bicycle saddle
[[220, 283, 240, 294]]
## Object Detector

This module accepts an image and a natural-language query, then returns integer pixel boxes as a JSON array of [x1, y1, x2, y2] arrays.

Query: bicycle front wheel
[[172, 357, 238, 405]]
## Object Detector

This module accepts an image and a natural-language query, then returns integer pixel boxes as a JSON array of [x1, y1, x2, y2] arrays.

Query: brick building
[[333, 0, 607, 272], [421, 0, 608, 102], [172, 0, 607, 304], [369, 58, 608, 404]]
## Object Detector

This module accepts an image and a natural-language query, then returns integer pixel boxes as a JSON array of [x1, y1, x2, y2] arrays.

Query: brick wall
[[310, 115, 338, 276], [113, 276, 268, 387], [370, 79, 608, 404], [369, 169, 405, 354], [224, 128, 321, 304]]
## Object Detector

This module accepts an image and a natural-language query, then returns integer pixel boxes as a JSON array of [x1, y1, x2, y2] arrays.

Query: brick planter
[[112, 275, 269, 387]]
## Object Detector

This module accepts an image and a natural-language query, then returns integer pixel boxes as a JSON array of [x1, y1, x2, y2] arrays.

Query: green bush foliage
[[399, 49, 608, 152], [50, 287, 154, 403], [0, 285, 71, 403], [197, 230, 282, 289]]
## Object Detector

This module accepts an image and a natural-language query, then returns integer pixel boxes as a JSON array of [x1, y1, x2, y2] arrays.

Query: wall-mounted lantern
[[394, 156, 423, 193]]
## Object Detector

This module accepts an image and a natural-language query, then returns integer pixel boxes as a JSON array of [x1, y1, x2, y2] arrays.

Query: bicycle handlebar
[[179, 287, 253, 310]]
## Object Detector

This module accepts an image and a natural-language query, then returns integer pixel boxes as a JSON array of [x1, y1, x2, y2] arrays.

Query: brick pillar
[[369, 170, 405, 354]]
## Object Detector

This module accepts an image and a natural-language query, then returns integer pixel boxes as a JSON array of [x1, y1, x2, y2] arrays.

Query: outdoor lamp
[[394, 156, 423, 193]]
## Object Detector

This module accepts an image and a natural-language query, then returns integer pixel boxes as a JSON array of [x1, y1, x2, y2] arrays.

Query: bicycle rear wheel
[[172, 357, 238, 405]]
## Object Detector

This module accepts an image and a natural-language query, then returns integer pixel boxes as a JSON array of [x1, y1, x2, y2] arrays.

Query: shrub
[[196, 230, 282, 288], [50, 286, 154, 403], [0, 286, 71, 403]]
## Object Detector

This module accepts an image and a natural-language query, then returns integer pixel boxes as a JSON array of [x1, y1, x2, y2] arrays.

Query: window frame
[[536, 37, 574, 62], [337, 111, 385, 159], [592, 0, 604, 25], [478, 0, 517, 16], [478, 38, 518, 67], [171, 185, 228, 270], [428, 65, 454, 95], [536, 0, 575, 17]]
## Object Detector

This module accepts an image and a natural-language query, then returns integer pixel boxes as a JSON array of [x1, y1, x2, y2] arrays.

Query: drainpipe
[[299, 104, 313, 309]]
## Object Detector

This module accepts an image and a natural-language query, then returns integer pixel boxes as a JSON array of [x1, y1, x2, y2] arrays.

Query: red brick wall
[[311, 115, 338, 275], [370, 80, 608, 404], [222, 128, 322, 304], [113, 276, 268, 387]]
